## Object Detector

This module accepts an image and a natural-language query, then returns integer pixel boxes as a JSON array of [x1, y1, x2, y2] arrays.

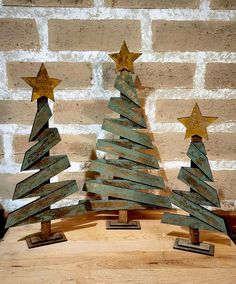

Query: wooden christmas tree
[[162, 103, 227, 256], [5, 64, 88, 248], [85, 41, 171, 229]]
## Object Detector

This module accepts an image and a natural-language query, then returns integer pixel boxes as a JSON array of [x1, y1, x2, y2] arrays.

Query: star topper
[[22, 63, 61, 101], [178, 103, 218, 140], [109, 41, 141, 73]]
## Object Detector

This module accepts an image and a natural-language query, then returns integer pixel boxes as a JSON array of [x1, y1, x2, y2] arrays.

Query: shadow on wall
[[0, 204, 8, 239]]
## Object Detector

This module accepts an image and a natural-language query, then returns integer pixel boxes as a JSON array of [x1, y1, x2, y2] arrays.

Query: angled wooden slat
[[6, 180, 78, 228], [26, 181, 72, 197], [18, 201, 89, 225], [108, 97, 146, 127], [14, 155, 70, 199], [102, 119, 152, 148], [161, 213, 219, 232], [171, 190, 227, 233], [90, 178, 159, 191], [30, 155, 65, 170], [105, 159, 154, 170], [21, 128, 61, 171], [173, 190, 214, 206], [86, 180, 172, 208], [193, 142, 207, 155], [114, 75, 140, 106], [187, 142, 213, 181], [178, 167, 220, 207], [29, 102, 52, 141], [97, 139, 160, 169], [90, 200, 149, 211], [90, 160, 164, 188]]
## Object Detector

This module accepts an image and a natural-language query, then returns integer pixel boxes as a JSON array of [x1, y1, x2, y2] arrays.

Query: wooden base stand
[[26, 221, 67, 249], [106, 210, 141, 230], [173, 228, 214, 256]]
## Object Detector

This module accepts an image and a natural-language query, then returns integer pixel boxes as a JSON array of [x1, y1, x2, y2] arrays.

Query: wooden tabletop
[[1, 210, 236, 284]]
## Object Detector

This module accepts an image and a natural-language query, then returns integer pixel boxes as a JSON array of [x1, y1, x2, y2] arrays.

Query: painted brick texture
[[0, 1, 235, 210]]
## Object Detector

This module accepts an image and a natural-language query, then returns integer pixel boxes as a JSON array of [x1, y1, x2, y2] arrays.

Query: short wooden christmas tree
[[85, 41, 171, 229], [5, 64, 88, 248], [162, 103, 227, 256]]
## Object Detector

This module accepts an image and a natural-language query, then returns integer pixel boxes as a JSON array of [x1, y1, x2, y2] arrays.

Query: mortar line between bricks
[[140, 11, 152, 53], [193, 54, 207, 89], [35, 17, 49, 52], [2, 134, 14, 167]]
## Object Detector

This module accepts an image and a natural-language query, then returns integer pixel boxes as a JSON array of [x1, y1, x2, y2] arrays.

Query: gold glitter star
[[178, 103, 218, 140], [109, 41, 141, 73], [22, 63, 61, 101]]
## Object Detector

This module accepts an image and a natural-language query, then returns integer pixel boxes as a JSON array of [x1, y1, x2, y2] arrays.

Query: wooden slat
[[104, 159, 154, 170], [178, 167, 220, 207], [21, 128, 61, 171], [26, 181, 72, 197], [102, 119, 152, 148], [90, 160, 165, 188], [193, 142, 207, 155], [18, 201, 89, 225], [114, 75, 140, 106], [86, 181, 172, 208], [108, 97, 146, 127], [13, 155, 70, 199], [89, 178, 159, 191], [97, 139, 160, 169], [6, 180, 78, 228], [171, 191, 227, 233], [89, 200, 150, 211], [173, 190, 214, 206], [161, 212, 219, 232], [187, 142, 213, 181], [29, 102, 52, 141]]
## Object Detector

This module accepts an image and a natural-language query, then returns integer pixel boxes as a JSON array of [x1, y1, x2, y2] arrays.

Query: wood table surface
[[0, 209, 235, 284]]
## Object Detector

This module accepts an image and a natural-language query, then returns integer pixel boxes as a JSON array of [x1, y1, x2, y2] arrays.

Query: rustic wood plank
[[6, 180, 78, 228], [102, 118, 152, 148], [97, 139, 160, 169], [86, 180, 172, 208], [26, 181, 72, 197], [14, 155, 70, 199], [171, 191, 227, 233], [193, 142, 207, 155], [162, 212, 219, 232], [21, 128, 61, 171], [104, 159, 154, 170], [172, 190, 214, 206], [178, 167, 220, 207], [89, 200, 150, 211], [187, 142, 213, 181], [108, 97, 146, 127], [18, 201, 89, 225], [29, 102, 52, 141], [90, 160, 165, 188], [114, 75, 140, 106]]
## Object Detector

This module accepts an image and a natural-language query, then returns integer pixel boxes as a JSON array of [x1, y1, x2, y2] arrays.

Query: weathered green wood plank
[[89, 200, 150, 211], [104, 159, 154, 170], [109, 97, 146, 127], [193, 142, 207, 155], [114, 75, 140, 106], [102, 118, 152, 148], [178, 167, 220, 207], [97, 139, 160, 169], [14, 155, 70, 199], [86, 180, 172, 208], [90, 160, 164, 188], [89, 178, 159, 191], [30, 102, 52, 141], [6, 180, 78, 228], [161, 212, 219, 232], [171, 190, 227, 233], [22, 128, 61, 171], [173, 190, 214, 206], [187, 142, 213, 181], [27, 180, 72, 197], [17, 201, 89, 225]]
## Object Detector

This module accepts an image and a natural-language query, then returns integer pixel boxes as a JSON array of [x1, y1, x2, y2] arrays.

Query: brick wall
[[0, 0, 235, 211]]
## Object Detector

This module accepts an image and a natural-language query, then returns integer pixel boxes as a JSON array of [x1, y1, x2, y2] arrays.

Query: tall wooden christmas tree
[[85, 41, 171, 229], [162, 103, 227, 256], [5, 64, 88, 248]]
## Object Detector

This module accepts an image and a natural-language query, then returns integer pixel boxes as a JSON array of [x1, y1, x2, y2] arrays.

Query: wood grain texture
[[1, 210, 235, 284]]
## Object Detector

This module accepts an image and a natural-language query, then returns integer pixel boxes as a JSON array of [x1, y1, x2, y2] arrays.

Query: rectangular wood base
[[173, 237, 214, 256], [26, 232, 67, 249], [106, 220, 141, 230]]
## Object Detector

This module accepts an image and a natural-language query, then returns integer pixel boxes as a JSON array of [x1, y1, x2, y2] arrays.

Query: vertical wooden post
[[119, 210, 128, 224]]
